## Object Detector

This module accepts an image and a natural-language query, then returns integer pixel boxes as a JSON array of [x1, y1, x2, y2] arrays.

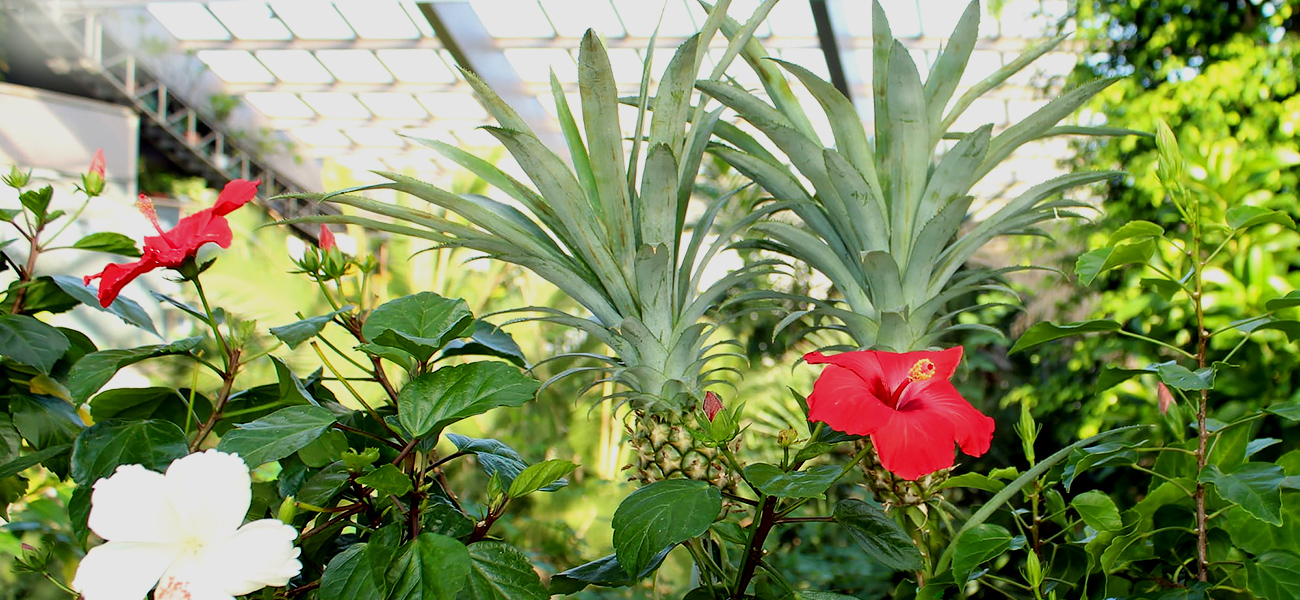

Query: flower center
[[136, 194, 172, 242], [889, 359, 936, 408]]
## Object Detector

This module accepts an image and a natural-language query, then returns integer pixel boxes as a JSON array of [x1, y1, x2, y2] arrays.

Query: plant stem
[[191, 278, 232, 371], [775, 515, 833, 524], [10, 227, 42, 314], [1191, 188, 1210, 583], [732, 496, 777, 599]]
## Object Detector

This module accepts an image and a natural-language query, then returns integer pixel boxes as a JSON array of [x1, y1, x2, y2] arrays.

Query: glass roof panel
[[317, 50, 395, 83], [416, 93, 488, 120], [613, 0, 697, 38], [346, 127, 407, 147], [334, 1, 421, 39], [255, 50, 334, 83], [503, 48, 577, 83], [195, 50, 274, 82], [470, 0, 556, 38], [207, 2, 292, 40], [540, 0, 624, 38], [725, 0, 773, 37], [244, 92, 315, 118], [604, 48, 645, 84], [917, 0, 971, 37], [884, 2, 923, 37], [765, 0, 816, 37], [302, 93, 372, 118], [376, 49, 457, 83], [293, 127, 353, 147], [401, 2, 437, 37], [359, 93, 429, 119], [269, 1, 356, 39], [147, 3, 230, 41]]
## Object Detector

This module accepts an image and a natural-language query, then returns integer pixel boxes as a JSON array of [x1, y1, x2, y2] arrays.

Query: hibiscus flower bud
[[318, 224, 336, 251], [703, 391, 724, 422], [4, 165, 31, 189], [777, 428, 798, 448], [81, 149, 106, 197], [1157, 382, 1176, 415]]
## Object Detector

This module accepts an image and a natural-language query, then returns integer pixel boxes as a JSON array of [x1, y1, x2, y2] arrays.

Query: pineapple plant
[[289, 2, 777, 489], [699, 0, 1131, 502]]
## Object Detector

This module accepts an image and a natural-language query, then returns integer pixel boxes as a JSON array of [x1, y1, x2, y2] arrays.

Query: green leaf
[[11, 395, 85, 449], [460, 541, 548, 600], [444, 434, 552, 492], [269, 306, 352, 349], [216, 405, 338, 467], [71, 232, 142, 257], [423, 501, 474, 538], [363, 292, 474, 363], [318, 544, 383, 600], [1247, 550, 1300, 600], [1106, 220, 1164, 245], [548, 548, 672, 594], [1062, 440, 1143, 491], [952, 524, 1013, 583], [298, 461, 351, 506], [1154, 360, 1214, 391], [19, 186, 52, 218], [1071, 490, 1123, 533], [387, 533, 472, 600], [611, 479, 721, 576], [50, 276, 158, 336], [356, 464, 413, 496], [1075, 239, 1156, 285], [0, 315, 70, 373], [0, 443, 71, 479], [1008, 320, 1122, 354], [1201, 463, 1284, 526], [743, 463, 842, 499], [938, 473, 1006, 493], [398, 362, 538, 439], [89, 387, 209, 426], [832, 499, 925, 571], [782, 593, 861, 600], [1226, 205, 1295, 230], [297, 430, 347, 468], [65, 337, 202, 403], [0, 414, 20, 464], [440, 320, 527, 368], [1266, 400, 1300, 421], [507, 459, 575, 498], [1266, 291, 1300, 311], [70, 420, 187, 485]]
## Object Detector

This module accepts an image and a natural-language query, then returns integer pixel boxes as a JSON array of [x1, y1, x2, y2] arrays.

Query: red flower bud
[[1157, 382, 1175, 415], [703, 391, 723, 422], [88, 149, 106, 177], [319, 224, 336, 251]]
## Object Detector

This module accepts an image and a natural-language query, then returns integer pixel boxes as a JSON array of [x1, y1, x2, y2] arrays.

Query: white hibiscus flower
[[72, 450, 302, 600]]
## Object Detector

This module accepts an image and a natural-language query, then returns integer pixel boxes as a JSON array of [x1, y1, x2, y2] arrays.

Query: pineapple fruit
[[296, 3, 775, 489]]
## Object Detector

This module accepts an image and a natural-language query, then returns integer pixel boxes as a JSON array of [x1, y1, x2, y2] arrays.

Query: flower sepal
[[691, 393, 745, 448]]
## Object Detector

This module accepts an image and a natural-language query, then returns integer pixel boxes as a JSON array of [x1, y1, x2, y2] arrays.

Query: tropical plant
[[286, 1, 780, 490]]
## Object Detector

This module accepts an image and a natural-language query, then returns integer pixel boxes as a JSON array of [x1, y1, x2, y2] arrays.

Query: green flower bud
[[278, 495, 298, 524], [3, 165, 30, 189]]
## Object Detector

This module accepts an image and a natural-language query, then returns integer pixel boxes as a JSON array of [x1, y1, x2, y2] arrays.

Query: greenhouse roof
[[31, 0, 1077, 188]]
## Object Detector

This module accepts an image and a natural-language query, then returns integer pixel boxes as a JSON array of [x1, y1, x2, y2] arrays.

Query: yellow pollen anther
[[908, 359, 936, 381]]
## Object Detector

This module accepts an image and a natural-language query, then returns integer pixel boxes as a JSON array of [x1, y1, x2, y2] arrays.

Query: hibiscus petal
[[807, 364, 895, 436], [73, 541, 184, 600], [150, 211, 233, 267], [156, 555, 238, 600], [85, 257, 160, 308], [198, 519, 303, 595], [164, 450, 251, 545], [86, 465, 184, 543], [212, 179, 259, 216], [805, 351, 891, 399], [911, 379, 996, 458], [870, 407, 959, 481], [872, 346, 963, 386]]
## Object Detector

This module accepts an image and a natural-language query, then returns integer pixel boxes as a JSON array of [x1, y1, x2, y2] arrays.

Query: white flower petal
[[199, 519, 303, 595], [155, 573, 237, 600], [86, 465, 184, 543], [164, 450, 251, 543], [72, 541, 184, 600]]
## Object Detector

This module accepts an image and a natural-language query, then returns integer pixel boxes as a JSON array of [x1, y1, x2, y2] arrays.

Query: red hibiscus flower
[[84, 179, 259, 307], [805, 347, 995, 481]]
